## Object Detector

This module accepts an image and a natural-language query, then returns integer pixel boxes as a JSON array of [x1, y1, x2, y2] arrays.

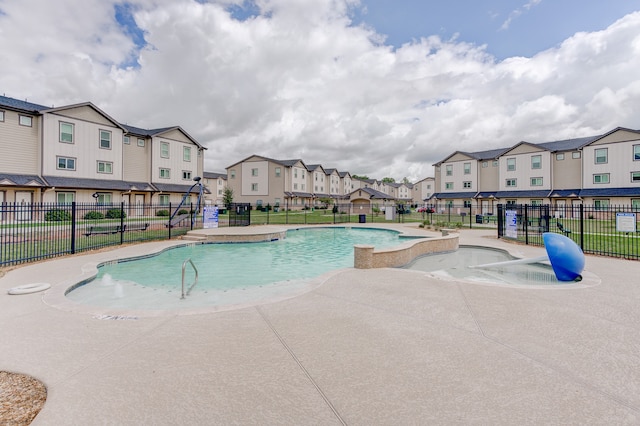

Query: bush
[[156, 209, 169, 217], [45, 209, 71, 221], [83, 211, 104, 220], [105, 208, 126, 219], [178, 209, 189, 215]]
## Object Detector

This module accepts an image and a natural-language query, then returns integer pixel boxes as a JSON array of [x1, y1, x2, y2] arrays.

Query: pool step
[[181, 234, 207, 241]]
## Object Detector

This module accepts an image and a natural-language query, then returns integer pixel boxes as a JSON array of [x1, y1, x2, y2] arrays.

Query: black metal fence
[[0, 202, 202, 267], [497, 203, 640, 260]]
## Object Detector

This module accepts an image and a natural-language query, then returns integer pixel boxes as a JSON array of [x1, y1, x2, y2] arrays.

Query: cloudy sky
[[2, 0, 640, 181]]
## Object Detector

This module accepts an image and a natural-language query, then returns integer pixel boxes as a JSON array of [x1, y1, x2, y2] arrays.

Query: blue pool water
[[67, 227, 422, 310]]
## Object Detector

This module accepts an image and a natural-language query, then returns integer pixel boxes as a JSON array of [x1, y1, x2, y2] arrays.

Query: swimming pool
[[66, 227, 424, 311]]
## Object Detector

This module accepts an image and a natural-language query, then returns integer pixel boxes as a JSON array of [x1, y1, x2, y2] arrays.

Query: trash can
[[476, 214, 484, 224], [359, 214, 366, 223]]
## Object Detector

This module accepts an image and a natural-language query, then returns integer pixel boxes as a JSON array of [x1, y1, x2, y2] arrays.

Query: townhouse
[[0, 95, 206, 208], [431, 127, 640, 209], [202, 171, 227, 206]]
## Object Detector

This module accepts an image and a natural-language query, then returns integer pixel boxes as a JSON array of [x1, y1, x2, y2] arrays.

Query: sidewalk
[[1, 228, 639, 424]]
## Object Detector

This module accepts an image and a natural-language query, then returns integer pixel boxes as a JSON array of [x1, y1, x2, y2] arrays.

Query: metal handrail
[[181, 258, 199, 299]]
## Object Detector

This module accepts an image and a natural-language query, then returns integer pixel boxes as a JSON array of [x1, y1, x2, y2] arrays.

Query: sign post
[[203, 206, 219, 229]]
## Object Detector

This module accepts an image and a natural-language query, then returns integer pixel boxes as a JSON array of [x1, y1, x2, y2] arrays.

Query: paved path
[[1, 228, 639, 424]]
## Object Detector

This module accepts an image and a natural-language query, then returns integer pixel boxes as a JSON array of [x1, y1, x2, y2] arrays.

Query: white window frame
[[183, 146, 191, 162], [96, 193, 112, 205], [0, 110, 4, 121], [182, 170, 192, 180], [99, 130, 112, 149], [230, 169, 236, 179], [464, 163, 471, 174], [594, 199, 609, 211], [631, 172, 640, 183], [556, 153, 564, 160], [19, 115, 32, 127], [251, 168, 258, 177], [593, 173, 610, 184], [594, 148, 608, 164], [123, 135, 130, 144], [57, 156, 76, 170], [275, 167, 281, 177], [158, 194, 170, 206], [445, 165, 453, 176], [445, 182, 453, 190], [572, 152, 581, 159], [506, 178, 517, 187], [97, 161, 113, 174], [56, 191, 75, 204], [634, 145, 640, 161], [137, 138, 145, 147], [531, 155, 542, 169], [251, 183, 258, 191], [507, 158, 516, 171], [463, 181, 472, 189], [60, 122, 74, 143], [159, 168, 170, 179], [530, 177, 543, 186], [160, 142, 169, 158]]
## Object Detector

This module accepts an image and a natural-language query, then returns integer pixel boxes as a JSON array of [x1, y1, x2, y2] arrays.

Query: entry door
[[135, 194, 145, 216], [481, 200, 489, 215], [571, 199, 581, 219], [554, 200, 566, 218], [15, 191, 33, 221]]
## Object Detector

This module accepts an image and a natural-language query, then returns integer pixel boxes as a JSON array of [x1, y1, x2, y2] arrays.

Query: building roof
[[548, 189, 581, 198], [203, 172, 227, 180], [351, 187, 393, 199], [431, 192, 477, 199], [536, 135, 601, 152], [0, 95, 49, 112], [0, 174, 47, 187], [43, 176, 156, 192], [153, 183, 203, 194], [579, 187, 640, 197], [121, 124, 205, 149], [494, 190, 551, 198]]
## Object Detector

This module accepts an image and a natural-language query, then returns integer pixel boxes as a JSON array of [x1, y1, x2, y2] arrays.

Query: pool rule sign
[[616, 212, 636, 233], [203, 206, 219, 229]]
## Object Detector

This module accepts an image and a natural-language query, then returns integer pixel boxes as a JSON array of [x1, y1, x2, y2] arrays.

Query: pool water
[[404, 246, 563, 286], [67, 227, 421, 310]]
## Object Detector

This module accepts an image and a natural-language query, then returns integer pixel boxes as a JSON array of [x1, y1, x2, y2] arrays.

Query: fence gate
[[229, 203, 251, 226]]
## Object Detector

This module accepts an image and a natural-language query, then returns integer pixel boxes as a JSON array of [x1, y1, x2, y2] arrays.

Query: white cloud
[[0, 1, 639, 181]]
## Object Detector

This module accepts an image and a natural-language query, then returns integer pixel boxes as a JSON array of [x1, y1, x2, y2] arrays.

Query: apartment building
[[413, 177, 435, 204], [432, 128, 640, 208], [0, 95, 205, 207], [202, 172, 227, 206]]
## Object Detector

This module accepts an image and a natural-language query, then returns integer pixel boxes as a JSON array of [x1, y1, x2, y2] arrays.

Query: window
[[97, 161, 113, 174], [632, 199, 640, 209], [507, 158, 516, 171], [482, 161, 488, 168], [445, 182, 453, 190], [632, 172, 640, 183], [19, 115, 32, 126], [531, 199, 543, 206], [137, 138, 145, 147], [492, 161, 498, 167], [301, 171, 305, 179], [594, 199, 609, 211], [251, 168, 258, 177], [294, 169, 298, 178], [57, 156, 76, 170], [0, 111, 4, 121], [275, 167, 281, 177], [506, 178, 517, 187], [463, 200, 471, 208], [572, 151, 581, 159], [230, 169, 236, 179], [99, 130, 111, 149], [464, 163, 471, 174], [463, 181, 472, 188], [60, 122, 74, 143], [594, 148, 607, 164], [506, 199, 517, 206], [159, 168, 170, 179], [183, 146, 191, 162], [556, 153, 564, 160], [251, 183, 258, 191], [531, 155, 542, 169], [56, 192, 74, 204], [218, 189, 222, 195], [593, 173, 610, 184], [445, 165, 453, 176], [634, 145, 640, 161], [182, 170, 192, 180], [301, 184, 305, 190], [123, 136, 130, 144], [294, 183, 298, 190], [96, 193, 112, 205], [159, 194, 169, 206], [160, 142, 169, 158], [530, 177, 543, 186]]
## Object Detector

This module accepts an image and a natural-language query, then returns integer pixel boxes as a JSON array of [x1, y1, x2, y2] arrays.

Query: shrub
[[105, 208, 126, 219], [178, 209, 189, 215], [156, 209, 169, 217], [45, 209, 71, 221], [83, 211, 104, 220]]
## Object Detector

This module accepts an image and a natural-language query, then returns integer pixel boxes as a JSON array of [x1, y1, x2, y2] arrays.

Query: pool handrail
[[181, 258, 199, 299]]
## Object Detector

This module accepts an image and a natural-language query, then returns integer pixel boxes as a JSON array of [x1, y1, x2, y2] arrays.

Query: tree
[[222, 187, 234, 209], [402, 177, 411, 184], [351, 174, 369, 180], [382, 177, 395, 183]]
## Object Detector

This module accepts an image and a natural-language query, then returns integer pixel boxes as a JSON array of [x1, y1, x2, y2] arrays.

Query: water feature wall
[[354, 232, 459, 269]]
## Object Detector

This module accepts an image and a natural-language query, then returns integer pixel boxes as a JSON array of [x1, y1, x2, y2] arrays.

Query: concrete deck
[[1, 226, 639, 424]]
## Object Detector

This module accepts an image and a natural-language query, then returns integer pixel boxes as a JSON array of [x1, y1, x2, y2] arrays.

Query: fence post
[[71, 202, 77, 254], [120, 201, 125, 245], [468, 203, 472, 229], [524, 204, 529, 245], [190, 202, 194, 230], [579, 203, 584, 249], [168, 202, 172, 239]]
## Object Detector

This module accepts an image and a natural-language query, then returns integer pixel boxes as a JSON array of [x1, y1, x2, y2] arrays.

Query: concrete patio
[[1, 227, 639, 424]]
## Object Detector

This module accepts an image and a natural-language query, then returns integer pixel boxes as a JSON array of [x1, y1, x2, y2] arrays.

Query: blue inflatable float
[[470, 232, 585, 282]]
